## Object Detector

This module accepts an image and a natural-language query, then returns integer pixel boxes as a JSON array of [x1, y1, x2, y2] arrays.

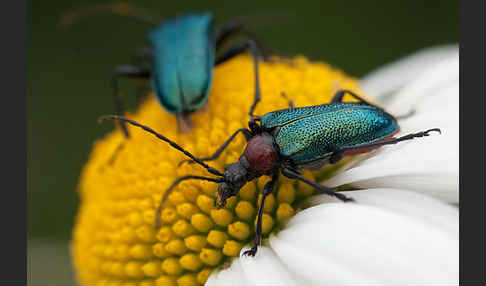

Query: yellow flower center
[[72, 55, 363, 286]]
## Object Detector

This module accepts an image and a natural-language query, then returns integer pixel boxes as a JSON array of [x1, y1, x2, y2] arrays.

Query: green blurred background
[[27, 0, 457, 285]]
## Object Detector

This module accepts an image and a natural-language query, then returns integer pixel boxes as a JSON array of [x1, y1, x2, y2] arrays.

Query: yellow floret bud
[[142, 209, 156, 227], [140, 281, 155, 286], [126, 212, 143, 227], [171, 219, 196, 237], [156, 226, 174, 243], [177, 274, 198, 286], [168, 191, 187, 205], [260, 213, 275, 234], [197, 268, 212, 285], [196, 195, 213, 214], [276, 203, 295, 222], [156, 275, 177, 286], [225, 196, 237, 209], [184, 235, 207, 252], [176, 203, 198, 219], [239, 182, 257, 201], [199, 248, 223, 266], [235, 200, 255, 220], [142, 261, 162, 277], [165, 239, 187, 255], [179, 253, 203, 271], [227, 221, 250, 240], [124, 261, 144, 278], [136, 226, 156, 243], [206, 230, 228, 248], [222, 240, 243, 257], [182, 187, 200, 203], [108, 280, 122, 286], [277, 183, 296, 204], [160, 207, 179, 224], [110, 262, 124, 277], [257, 176, 271, 191], [161, 258, 183, 276], [210, 208, 233, 226], [152, 243, 170, 259], [119, 227, 137, 244], [113, 244, 129, 261], [190, 213, 213, 233], [129, 244, 153, 259], [258, 194, 276, 213]]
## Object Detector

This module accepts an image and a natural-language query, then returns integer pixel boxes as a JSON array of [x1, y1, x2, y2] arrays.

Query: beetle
[[99, 77, 440, 257], [60, 4, 268, 135]]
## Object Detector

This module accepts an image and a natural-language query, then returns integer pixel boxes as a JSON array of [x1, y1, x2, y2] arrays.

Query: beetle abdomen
[[265, 103, 399, 165], [148, 12, 215, 114]]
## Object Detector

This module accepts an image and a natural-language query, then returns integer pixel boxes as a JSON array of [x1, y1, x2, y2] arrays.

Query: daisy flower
[[72, 44, 458, 286]]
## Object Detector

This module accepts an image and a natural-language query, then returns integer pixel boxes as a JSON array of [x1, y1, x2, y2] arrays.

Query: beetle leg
[[336, 128, 442, 153], [111, 65, 151, 137], [214, 19, 269, 60], [178, 128, 252, 166], [331, 89, 376, 107], [281, 168, 354, 202], [215, 40, 262, 122], [243, 172, 279, 257], [127, 46, 153, 106]]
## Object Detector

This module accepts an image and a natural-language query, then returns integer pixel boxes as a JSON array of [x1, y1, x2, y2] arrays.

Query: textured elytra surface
[[73, 55, 362, 286], [264, 103, 398, 164]]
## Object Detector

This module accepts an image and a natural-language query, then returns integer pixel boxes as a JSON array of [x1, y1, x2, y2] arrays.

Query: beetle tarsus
[[242, 247, 258, 257]]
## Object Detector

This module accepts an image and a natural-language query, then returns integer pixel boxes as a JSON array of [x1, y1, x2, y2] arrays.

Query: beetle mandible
[[60, 3, 268, 134], [100, 69, 441, 257]]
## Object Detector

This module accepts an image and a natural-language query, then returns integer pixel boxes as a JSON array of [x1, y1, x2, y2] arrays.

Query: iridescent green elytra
[[261, 102, 399, 165]]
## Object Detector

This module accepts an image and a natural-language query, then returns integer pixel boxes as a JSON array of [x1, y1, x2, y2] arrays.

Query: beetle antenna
[[98, 115, 224, 177], [58, 1, 160, 29], [155, 175, 224, 229]]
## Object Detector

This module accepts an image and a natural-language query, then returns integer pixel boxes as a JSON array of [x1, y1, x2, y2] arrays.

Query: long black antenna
[[155, 175, 224, 229], [98, 115, 224, 177], [58, 1, 159, 29]]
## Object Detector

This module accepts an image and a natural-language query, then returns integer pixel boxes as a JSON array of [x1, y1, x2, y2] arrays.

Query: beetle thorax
[[243, 133, 277, 174]]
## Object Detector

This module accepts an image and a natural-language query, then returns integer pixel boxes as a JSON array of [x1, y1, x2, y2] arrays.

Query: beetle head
[[215, 161, 249, 208]]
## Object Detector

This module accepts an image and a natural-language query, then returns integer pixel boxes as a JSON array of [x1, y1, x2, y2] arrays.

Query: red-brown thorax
[[243, 133, 277, 174]]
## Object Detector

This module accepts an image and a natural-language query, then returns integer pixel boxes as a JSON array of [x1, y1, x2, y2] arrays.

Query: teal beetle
[[111, 12, 267, 135], [100, 86, 440, 256], [59, 4, 267, 135]]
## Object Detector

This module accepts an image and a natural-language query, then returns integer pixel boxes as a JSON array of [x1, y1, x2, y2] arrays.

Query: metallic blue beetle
[[60, 4, 267, 134], [111, 12, 267, 135]]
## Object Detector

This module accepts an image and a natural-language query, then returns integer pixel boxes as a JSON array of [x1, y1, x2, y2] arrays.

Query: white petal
[[206, 258, 252, 286], [207, 246, 300, 286], [306, 189, 458, 236], [325, 78, 458, 203], [385, 55, 459, 117], [360, 44, 458, 104], [239, 246, 300, 286], [269, 191, 458, 286]]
